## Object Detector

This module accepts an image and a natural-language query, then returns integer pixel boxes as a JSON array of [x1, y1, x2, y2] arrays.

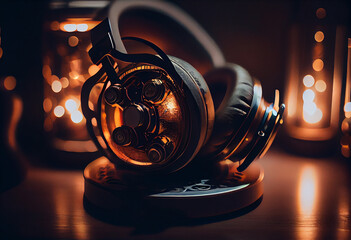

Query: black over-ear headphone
[[81, 0, 284, 175]]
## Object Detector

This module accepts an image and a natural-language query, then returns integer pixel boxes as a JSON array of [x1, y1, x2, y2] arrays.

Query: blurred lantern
[[340, 38, 351, 159], [284, 2, 349, 155], [42, 1, 109, 165]]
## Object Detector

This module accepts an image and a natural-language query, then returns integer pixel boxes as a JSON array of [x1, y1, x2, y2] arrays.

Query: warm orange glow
[[65, 99, 78, 113], [88, 65, 100, 76], [61, 77, 69, 88], [273, 89, 280, 111], [53, 139, 97, 153], [91, 118, 98, 127], [3, 76, 16, 91], [167, 100, 177, 111], [303, 75, 315, 87], [50, 21, 60, 31], [0, 47, 3, 59], [86, 44, 92, 52], [298, 166, 318, 215], [312, 59, 324, 71], [42, 65, 52, 80], [69, 71, 79, 80], [68, 36, 79, 47], [5, 96, 22, 150], [315, 80, 327, 92], [314, 31, 324, 42], [71, 110, 83, 123], [88, 101, 94, 111], [54, 106, 65, 117], [341, 145, 351, 158], [77, 24, 88, 32], [316, 8, 326, 19], [303, 89, 315, 102], [44, 117, 53, 131], [297, 166, 318, 240], [49, 75, 59, 84], [51, 80, 62, 93], [43, 98, 53, 112], [341, 119, 350, 133]]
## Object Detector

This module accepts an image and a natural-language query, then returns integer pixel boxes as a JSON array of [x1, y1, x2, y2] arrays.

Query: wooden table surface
[[1, 147, 351, 240]]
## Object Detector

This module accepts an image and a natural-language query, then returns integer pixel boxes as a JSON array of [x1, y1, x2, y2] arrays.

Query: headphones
[[81, 0, 284, 176]]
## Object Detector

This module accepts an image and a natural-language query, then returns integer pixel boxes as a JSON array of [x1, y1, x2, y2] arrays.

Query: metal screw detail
[[104, 85, 125, 105], [112, 126, 137, 146], [142, 79, 165, 102]]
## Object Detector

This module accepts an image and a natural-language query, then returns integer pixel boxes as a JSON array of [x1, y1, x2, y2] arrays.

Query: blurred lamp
[[42, 1, 108, 164], [284, 4, 348, 155]]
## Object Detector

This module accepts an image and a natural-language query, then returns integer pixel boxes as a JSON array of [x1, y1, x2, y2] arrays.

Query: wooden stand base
[[83, 157, 264, 219]]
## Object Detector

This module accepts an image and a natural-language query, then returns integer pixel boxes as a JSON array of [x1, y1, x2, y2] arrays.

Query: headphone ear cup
[[168, 56, 215, 166], [199, 64, 254, 160]]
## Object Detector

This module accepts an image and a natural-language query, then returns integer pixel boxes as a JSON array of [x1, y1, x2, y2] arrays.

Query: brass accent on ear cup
[[123, 104, 148, 128], [112, 126, 137, 146], [147, 146, 165, 163], [146, 136, 174, 163], [99, 61, 214, 173], [104, 85, 126, 105], [142, 79, 166, 103]]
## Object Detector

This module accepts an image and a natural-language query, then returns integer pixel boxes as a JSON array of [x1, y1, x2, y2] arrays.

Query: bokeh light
[[51, 80, 62, 93], [312, 59, 324, 72], [303, 102, 317, 115], [303, 108, 323, 124], [316, 8, 326, 19], [62, 24, 76, 32], [315, 80, 327, 92], [345, 102, 351, 118], [303, 89, 315, 102], [61, 77, 69, 88], [3, 76, 16, 91], [88, 65, 100, 76], [71, 110, 83, 123], [68, 36, 79, 47], [54, 106, 65, 117], [314, 31, 324, 42], [65, 99, 78, 113], [77, 24, 88, 32], [43, 98, 53, 112], [303, 75, 315, 87], [50, 21, 60, 31]]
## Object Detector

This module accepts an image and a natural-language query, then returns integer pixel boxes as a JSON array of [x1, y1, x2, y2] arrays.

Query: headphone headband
[[106, 0, 225, 71]]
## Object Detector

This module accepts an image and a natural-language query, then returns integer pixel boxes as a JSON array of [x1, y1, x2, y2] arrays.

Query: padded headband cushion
[[200, 64, 254, 158]]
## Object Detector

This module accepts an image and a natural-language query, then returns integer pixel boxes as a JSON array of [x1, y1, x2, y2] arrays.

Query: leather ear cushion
[[169, 56, 215, 147], [199, 64, 254, 159], [153, 56, 215, 172]]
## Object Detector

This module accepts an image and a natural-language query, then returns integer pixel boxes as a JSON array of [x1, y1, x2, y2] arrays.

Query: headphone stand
[[83, 157, 264, 219]]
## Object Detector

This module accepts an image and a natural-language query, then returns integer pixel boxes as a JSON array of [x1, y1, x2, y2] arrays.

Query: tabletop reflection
[[296, 166, 319, 240]]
